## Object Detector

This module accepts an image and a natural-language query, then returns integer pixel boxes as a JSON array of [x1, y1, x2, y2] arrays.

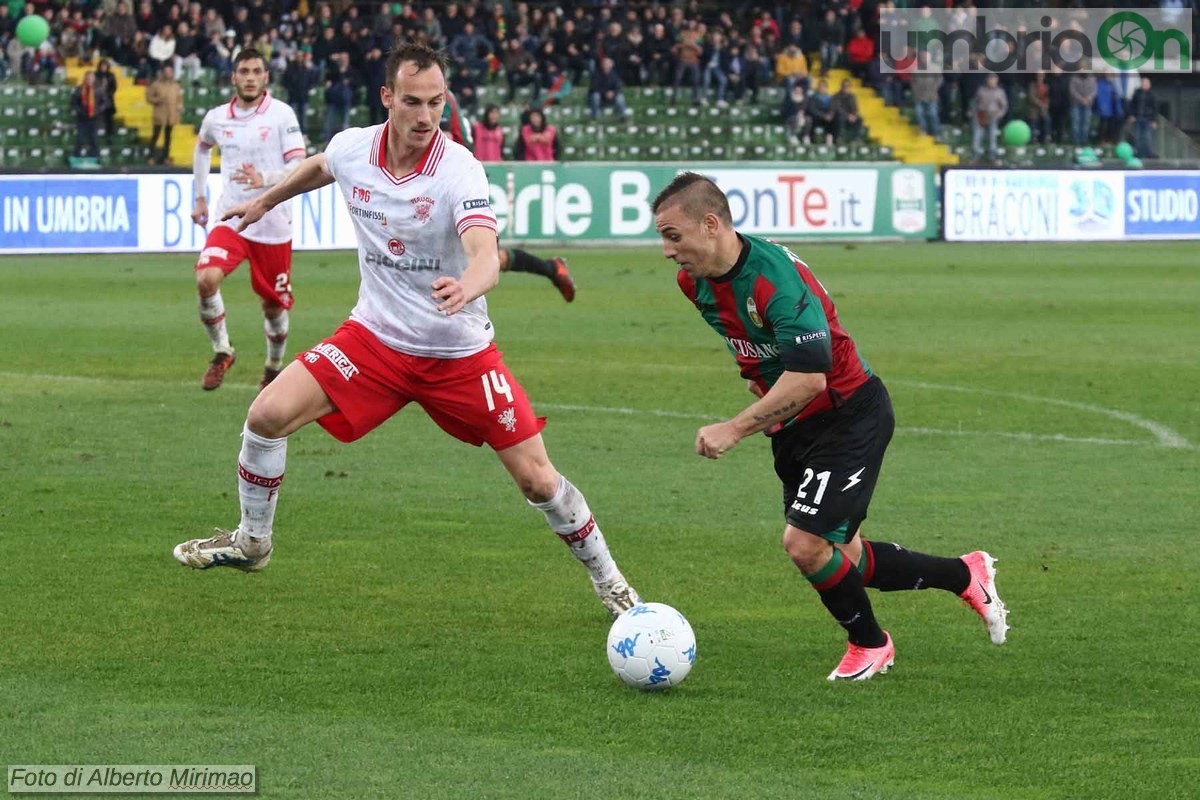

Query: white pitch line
[[0, 371, 1190, 451], [892, 379, 1194, 450]]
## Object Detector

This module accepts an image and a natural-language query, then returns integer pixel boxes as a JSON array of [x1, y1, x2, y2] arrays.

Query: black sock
[[860, 540, 970, 594], [507, 248, 555, 278], [806, 548, 887, 647]]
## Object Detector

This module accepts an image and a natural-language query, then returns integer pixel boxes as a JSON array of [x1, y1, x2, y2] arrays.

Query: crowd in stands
[[0, 0, 1189, 163]]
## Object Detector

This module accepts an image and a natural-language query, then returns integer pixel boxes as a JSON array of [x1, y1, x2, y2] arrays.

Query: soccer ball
[[606, 602, 696, 691]]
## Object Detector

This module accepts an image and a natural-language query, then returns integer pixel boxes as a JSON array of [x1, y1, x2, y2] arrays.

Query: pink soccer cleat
[[827, 632, 895, 681], [960, 551, 1009, 644]]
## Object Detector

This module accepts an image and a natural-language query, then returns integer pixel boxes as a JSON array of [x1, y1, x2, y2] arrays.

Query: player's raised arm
[[432, 225, 500, 315], [222, 153, 335, 232]]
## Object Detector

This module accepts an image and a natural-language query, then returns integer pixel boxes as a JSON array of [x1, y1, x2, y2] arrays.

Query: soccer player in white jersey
[[173, 43, 642, 618], [191, 48, 307, 392]]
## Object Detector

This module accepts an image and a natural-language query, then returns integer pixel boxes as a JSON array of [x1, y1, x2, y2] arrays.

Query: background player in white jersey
[[173, 43, 641, 619], [191, 48, 307, 392]]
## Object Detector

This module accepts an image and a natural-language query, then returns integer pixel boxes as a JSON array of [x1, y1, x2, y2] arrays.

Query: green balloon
[[1002, 120, 1031, 147], [1126, 157, 1144, 169], [1114, 141, 1135, 161], [16, 14, 49, 48]]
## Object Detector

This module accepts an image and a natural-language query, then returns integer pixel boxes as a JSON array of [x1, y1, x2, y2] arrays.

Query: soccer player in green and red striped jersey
[[652, 172, 1009, 681]]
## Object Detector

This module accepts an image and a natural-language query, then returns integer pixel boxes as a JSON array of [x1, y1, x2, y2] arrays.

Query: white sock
[[199, 291, 231, 352], [237, 423, 287, 539], [530, 476, 620, 584], [264, 310, 289, 369]]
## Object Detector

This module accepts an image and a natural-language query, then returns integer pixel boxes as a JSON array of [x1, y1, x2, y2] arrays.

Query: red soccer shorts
[[298, 320, 547, 449], [195, 224, 294, 309]]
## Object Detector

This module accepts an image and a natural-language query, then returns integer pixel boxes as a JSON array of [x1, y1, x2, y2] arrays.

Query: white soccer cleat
[[173, 527, 272, 572], [594, 576, 642, 619], [960, 551, 1009, 644]]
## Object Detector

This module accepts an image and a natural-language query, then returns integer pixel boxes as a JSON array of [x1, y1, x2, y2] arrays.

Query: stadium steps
[[826, 68, 957, 166], [64, 58, 201, 167]]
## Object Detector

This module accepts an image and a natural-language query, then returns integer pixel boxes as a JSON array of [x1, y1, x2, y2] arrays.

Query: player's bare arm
[[432, 226, 500, 316], [696, 370, 826, 459], [222, 153, 334, 232], [191, 140, 212, 226], [231, 157, 304, 191]]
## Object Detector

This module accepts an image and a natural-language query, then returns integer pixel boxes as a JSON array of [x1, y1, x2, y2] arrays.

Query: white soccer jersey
[[323, 124, 500, 358], [197, 92, 306, 244]]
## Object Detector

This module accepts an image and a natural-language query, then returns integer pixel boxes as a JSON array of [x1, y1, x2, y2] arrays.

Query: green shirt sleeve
[[765, 280, 832, 374]]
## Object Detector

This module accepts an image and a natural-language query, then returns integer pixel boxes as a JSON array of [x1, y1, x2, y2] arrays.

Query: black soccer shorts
[[770, 376, 895, 543]]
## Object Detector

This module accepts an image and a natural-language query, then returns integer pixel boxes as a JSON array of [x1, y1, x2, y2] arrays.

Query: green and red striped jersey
[[677, 233, 873, 427]]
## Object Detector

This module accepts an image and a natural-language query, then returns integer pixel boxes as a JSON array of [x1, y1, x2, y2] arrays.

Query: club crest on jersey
[[411, 196, 435, 224], [258, 126, 271, 141], [388, 238, 406, 256], [746, 297, 763, 328]]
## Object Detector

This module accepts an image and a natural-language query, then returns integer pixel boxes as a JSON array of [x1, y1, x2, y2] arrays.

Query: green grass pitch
[[1, 242, 1198, 799]]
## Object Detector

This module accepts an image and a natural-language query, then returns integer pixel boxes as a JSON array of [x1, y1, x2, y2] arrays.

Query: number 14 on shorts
[[480, 369, 513, 411]]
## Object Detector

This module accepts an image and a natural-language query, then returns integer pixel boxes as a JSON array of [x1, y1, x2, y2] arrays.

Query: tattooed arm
[[695, 371, 826, 459]]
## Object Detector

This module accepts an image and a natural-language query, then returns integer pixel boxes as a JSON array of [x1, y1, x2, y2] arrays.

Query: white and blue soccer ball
[[606, 602, 696, 691]]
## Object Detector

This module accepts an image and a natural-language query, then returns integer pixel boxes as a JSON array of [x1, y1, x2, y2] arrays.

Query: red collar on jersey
[[226, 91, 272, 119], [372, 121, 445, 186]]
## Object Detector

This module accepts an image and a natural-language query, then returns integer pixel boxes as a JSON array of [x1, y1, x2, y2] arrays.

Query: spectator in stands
[[32, 35, 57, 85], [70, 70, 104, 159], [95, 59, 119, 143], [881, 45, 914, 107], [817, 10, 844, 76], [205, 31, 234, 82], [535, 39, 565, 96], [1048, 64, 1072, 144], [621, 23, 646, 87], [588, 56, 630, 122], [200, 8, 225, 40], [832, 79, 863, 143], [807, 78, 835, 145], [146, 63, 182, 164], [1127, 76, 1159, 158], [672, 19, 703, 105], [362, 45, 388, 125], [175, 21, 203, 84], [420, 7, 443, 48], [781, 17, 803, 50], [1068, 69, 1097, 145], [971, 73, 1008, 161], [1027, 71, 1052, 145], [472, 104, 505, 162], [643, 22, 674, 87], [774, 42, 809, 93], [702, 29, 730, 106], [148, 23, 175, 77], [448, 60, 480, 113], [100, 2, 136, 60], [515, 107, 559, 161], [448, 21, 491, 80], [844, 26, 874, 82], [1095, 69, 1125, 145], [557, 17, 590, 85], [321, 53, 354, 143], [910, 52, 942, 138], [502, 35, 537, 102], [781, 84, 810, 144], [133, 0, 156, 36], [741, 44, 768, 104], [283, 50, 318, 139]]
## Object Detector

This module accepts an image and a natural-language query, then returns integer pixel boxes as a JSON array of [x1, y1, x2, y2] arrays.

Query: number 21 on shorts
[[480, 369, 513, 411]]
